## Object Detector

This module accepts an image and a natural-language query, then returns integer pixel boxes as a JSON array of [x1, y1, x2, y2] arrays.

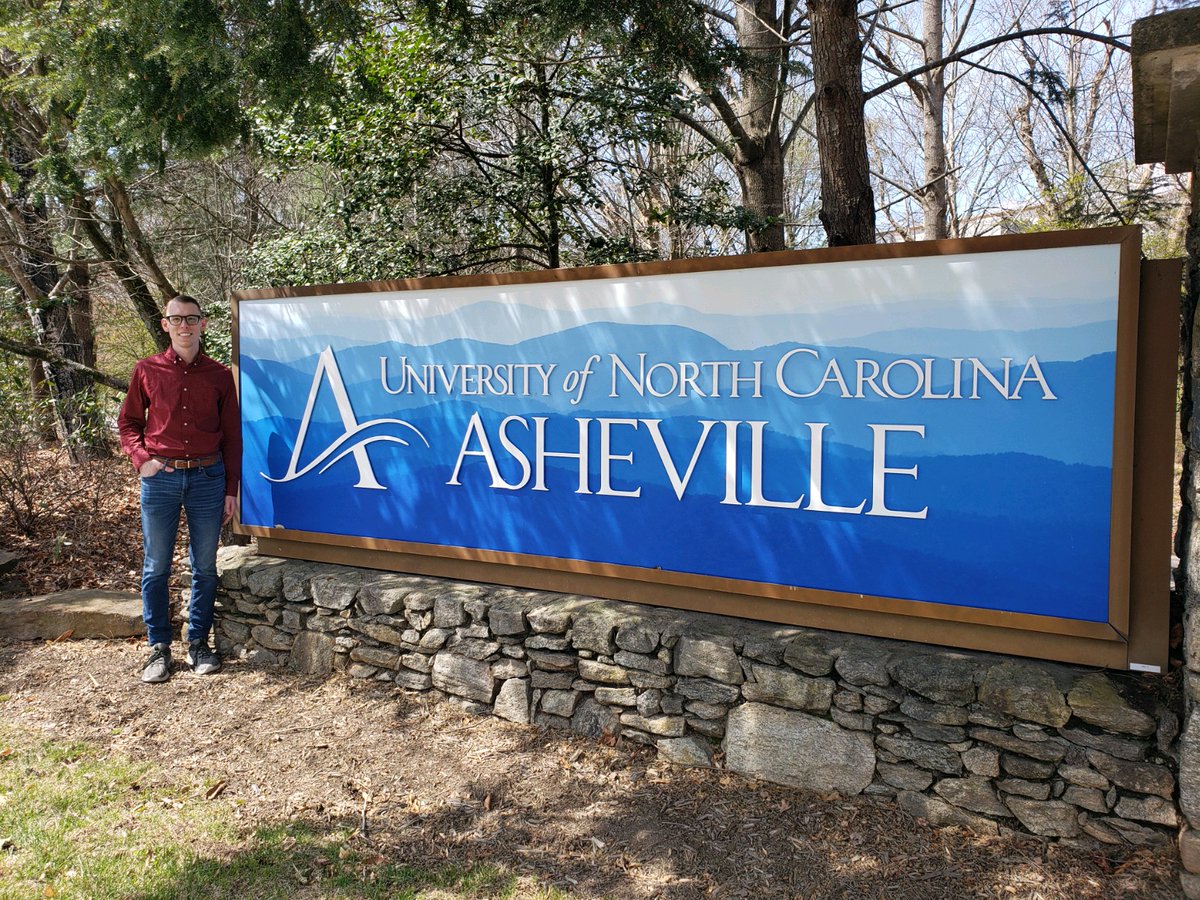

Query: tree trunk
[[810, 0, 876, 246], [1, 125, 111, 460], [733, 0, 786, 252], [920, 0, 948, 241]]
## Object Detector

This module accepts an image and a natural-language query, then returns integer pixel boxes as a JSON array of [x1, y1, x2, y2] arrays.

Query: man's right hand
[[139, 459, 172, 478]]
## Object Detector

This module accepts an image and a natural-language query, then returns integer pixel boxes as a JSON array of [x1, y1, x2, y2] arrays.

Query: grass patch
[[0, 726, 567, 899]]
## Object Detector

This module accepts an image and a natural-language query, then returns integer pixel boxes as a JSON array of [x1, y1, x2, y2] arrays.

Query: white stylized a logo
[[262, 346, 428, 490]]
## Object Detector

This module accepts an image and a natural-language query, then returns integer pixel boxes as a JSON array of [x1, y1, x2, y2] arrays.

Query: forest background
[[0, 0, 1193, 534]]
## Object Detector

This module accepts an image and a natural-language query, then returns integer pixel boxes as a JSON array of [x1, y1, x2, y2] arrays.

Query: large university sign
[[233, 228, 1175, 669]]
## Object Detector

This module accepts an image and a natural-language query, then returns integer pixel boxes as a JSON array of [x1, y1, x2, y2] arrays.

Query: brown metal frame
[[233, 226, 1175, 670]]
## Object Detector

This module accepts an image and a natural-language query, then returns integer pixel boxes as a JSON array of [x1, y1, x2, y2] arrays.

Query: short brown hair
[[165, 294, 204, 316]]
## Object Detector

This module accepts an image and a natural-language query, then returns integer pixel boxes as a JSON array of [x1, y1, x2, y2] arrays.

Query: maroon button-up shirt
[[117, 347, 242, 496]]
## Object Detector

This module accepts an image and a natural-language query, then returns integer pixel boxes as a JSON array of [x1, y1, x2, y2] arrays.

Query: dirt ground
[[0, 638, 1182, 899]]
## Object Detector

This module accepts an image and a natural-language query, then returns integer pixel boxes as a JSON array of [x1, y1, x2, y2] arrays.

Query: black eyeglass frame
[[163, 314, 204, 326]]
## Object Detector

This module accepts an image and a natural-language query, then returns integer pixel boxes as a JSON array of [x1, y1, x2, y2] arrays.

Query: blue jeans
[[140, 462, 226, 646]]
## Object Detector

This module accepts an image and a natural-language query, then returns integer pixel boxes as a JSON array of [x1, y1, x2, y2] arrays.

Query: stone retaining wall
[[215, 545, 1179, 847]]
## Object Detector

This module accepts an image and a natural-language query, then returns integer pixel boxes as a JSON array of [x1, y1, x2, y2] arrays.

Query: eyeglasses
[[164, 315, 203, 326]]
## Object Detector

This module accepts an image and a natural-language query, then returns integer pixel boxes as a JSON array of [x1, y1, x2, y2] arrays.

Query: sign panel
[[235, 229, 1146, 654]]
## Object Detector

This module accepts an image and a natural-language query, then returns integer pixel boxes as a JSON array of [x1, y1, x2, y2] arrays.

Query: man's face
[[161, 300, 206, 353]]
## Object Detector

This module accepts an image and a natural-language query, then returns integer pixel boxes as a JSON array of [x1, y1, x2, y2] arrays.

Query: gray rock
[[1062, 785, 1107, 813], [969, 727, 1067, 762], [900, 696, 969, 726], [615, 621, 660, 653], [978, 661, 1070, 727], [1000, 753, 1055, 779], [675, 677, 740, 705], [834, 690, 864, 712], [571, 612, 618, 654], [1087, 750, 1175, 799], [1105, 817, 1171, 846], [1157, 708, 1180, 756], [577, 660, 630, 685], [835, 646, 892, 687], [251, 625, 294, 652], [891, 716, 966, 743], [595, 687, 638, 706], [996, 778, 1051, 800], [1005, 798, 1080, 837], [488, 605, 528, 636], [934, 776, 1009, 817], [280, 609, 306, 631], [402, 652, 434, 674], [462, 593, 490, 621], [637, 689, 662, 717], [688, 717, 726, 739], [675, 636, 743, 684], [527, 650, 577, 672], [742, 636, 786, 665], [571, 696, 620, 738], [449, 638, 501, 661], [742, 664, 835, 711], [1125, 792, 1179, 830], [0, 590, 144, 641], [305, 614, 347, 634], [876, 734, 963, 775], [458, 623, 490, 639], [358, 574, 425, 615], [1066, 673, 1156, 736], [527, 600, 575, 634], [288, 631, 335, 676], [494, 678, 531, 724], [863, 694, 897, 715], [660, 693, 684, 715], [347, 620, 406, 646], [310, 570, 362, 610], [419, 628, 453, 651], [433, 594, 467, 628], [614, 650, 667, 674], [782, 634, 835, 676], [724, 703, 875, 795], [1180, 828, 1200, 873], [244, 559, 287, 598], [394, 670, 432, 691], [896, 791, 998, 834], [620, 713, 685, 737], [685, 701, 729, 720], [350, 646, 400, 669], [891, 653, 977, 705], [432, 652, 496, 704], [876, 762, 934, 791], [968, 704, 1014, 729], [1012, 723, 1048, 742], [1058, 764, 1110, 790], [246, 647, 283, 667], [526, 635, 570, 650], [962, 747, 1001, 777], [1057, 726, 1148, 761], [1182, 713, 1200, 828], [541, 689, 580, 718], [629, 671, 672, 690], [831, 708, 874, 731], [491, 658, 528, 679], [347, 663, 378, 679], [1079, 816, 1125, 845], [531, 671, 574, 689], [399, 589, 434, 614], [658, 736, 714, 768], [220, 619, 252, 643]]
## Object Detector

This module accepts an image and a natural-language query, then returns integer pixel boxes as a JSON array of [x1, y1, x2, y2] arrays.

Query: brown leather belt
[[155, 454, 221, 469]]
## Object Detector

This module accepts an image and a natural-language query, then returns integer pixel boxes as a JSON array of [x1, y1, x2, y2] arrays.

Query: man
[[118, 295, 241, 683]]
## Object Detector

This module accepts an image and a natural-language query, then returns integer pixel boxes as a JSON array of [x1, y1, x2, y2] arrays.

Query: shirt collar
[[163, 347, 206, 367]]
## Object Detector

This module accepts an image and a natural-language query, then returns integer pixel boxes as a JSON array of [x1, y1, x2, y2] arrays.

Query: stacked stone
[[215, 546, 1178, 846]]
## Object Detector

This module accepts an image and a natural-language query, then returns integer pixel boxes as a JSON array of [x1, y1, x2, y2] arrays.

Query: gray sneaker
[[142, 643, 172, 683], [187, 640, 222, 675]]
